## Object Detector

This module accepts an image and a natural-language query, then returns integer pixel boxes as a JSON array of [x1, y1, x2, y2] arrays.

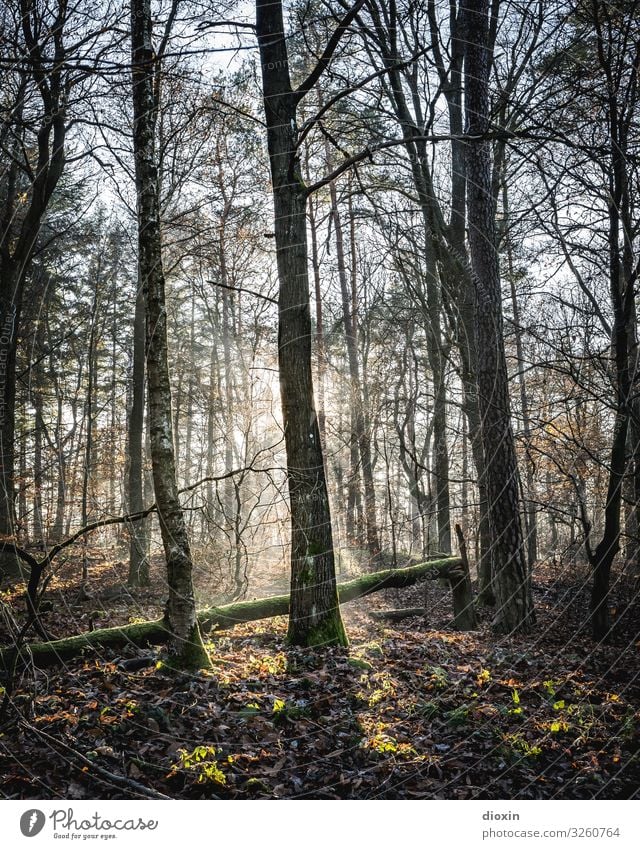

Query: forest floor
[[1, 552, 639, 799]]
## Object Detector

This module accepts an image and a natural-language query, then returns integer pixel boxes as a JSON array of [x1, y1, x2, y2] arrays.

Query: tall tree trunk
[[464, 0, 534, 633], [32, 372, 44, 545], [256, 0, 347, 647], [369, 0, 452, 556], [127, 285, 150, 587], [205, 341, 218, 522], [503, 181, 538, 569], [0, 264, 23, 576], [81, 280, 98, 582], [130, 0, 209, 669], [17, 397, 27, 543], [307, 194, 327, 443], [51, 387, 66, 544], [0, 7, 67, 575], [588, 68, 634, 640], [327, 168, 380, 557]]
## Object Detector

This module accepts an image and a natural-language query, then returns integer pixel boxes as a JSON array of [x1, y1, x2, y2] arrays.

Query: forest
[[0, 0, 639, 801]]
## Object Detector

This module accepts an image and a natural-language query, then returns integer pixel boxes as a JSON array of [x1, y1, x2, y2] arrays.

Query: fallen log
[[0, 557, 464, 671], [370, 607, 428, 622]]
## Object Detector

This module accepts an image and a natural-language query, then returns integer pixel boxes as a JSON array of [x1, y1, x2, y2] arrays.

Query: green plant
[[620, 709, 638, 740], [504, 733, 542, 759], [477, 668, 491, 686], [169, 745, 226, 785], [445, 704, 470, 727], [508, 688, 523, 716], [364, 733, 417, 758], [426, 665, 449, 691], [235, 701, 262, 719], [415, 699, 441, 719], [248, 653, 288, 676], [272, 697, 309, 722], [368, 675, 396, 707]]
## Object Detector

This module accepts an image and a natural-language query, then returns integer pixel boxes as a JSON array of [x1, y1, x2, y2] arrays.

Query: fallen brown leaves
[[0, 556, 639, 799]]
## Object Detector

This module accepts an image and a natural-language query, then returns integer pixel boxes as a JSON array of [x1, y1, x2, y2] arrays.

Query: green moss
[[162, 623, 212, 672], [361, 641, 384, 658], [288, 611, 348, 648], [3, 557, 462, 669], [245, 777, 269, 793], [347, 657, 374, 672]]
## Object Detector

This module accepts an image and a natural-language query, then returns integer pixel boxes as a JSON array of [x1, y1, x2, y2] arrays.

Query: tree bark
[[256, 0, 347, 647], [327, 164, 380, 557], [130, 0, 209, 669], [127, 284, 150, 587], [368, 0, 452, 557], [0, 5, 67, 577], [464, 0, 534, 634], [588, 68, 634, 640]]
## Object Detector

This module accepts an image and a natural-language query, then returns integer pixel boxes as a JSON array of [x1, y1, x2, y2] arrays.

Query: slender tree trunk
[[221, 288, 235, 520], [369, 1, 452, 556], [588, 82, 634, 640], [625, 404, 640, 574], [32, 375, 44, 545], [206, 342, 218, 520], [0, 15, 66, 575], [185, 292, 196, 490], [328, 170, 380, 557], [0, 265, 23, 576], [17, 398, 27, 543], [127, 285, 150, 587], [307, 194, 327, 443], [81, 281, 98, 582], [464, 0, 534, 633], [51, 389, 66, 543], [503, 182, 537, 569], [130, 0, 209, 668], [256, 0, 347, 647]]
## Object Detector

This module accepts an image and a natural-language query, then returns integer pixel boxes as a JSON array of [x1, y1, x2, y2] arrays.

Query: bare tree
[[464, 0, 534, 633], [255, 0, 367, 646], [130, 0, 210, 668]]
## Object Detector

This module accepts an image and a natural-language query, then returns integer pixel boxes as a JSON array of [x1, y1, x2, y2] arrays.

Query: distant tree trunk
[[173, 361, 183, 472], [502, 182, 537, 570], [130, 0, 209, 669], [0, 11, 67, 577], [369, 0, 452, 556], [51, 387, 66, 544], [464, 0, 534, 634], [205, 341, 218, 520], [127, 285, 150, 587], [17, 398, 27, 543], [327, 164, 380, 557], [307, 195, 327, 442], [184, 292, 196, 491], [32, 374, 44, 545], [109, 274, 119, 528], [221, 287, 235, 519], [256, 0, 347, 647], [347, 412, 364, 545], [588, 76, 635, 640], [625, 404, 640, 574], [81, 280, 98, 582], [0, 269, 23, 576]]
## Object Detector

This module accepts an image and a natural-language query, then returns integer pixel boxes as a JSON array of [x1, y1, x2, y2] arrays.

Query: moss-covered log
[[0, 557, 463, 671]]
